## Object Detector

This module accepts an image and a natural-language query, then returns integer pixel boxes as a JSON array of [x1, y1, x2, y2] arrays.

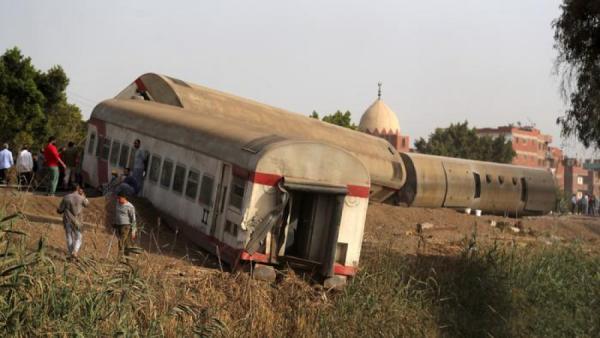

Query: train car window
[[520, 178, 528, 202], [119, 145, 130, 168], [485, 174, 492, 184], [149, 155, 162, 183], [473, 173, 481, 198], [229, 176, 246, 210], [87, 132, 96, 155], [160, 159, 174, 188], [512, 177, 518, 185], [185, 170, 200, 199], [172, 164, 186, 194], [199, 175, 214, 206], [498, 176, 505, 185], [100, 138, 111, 161], [96, 136, 104, 157], [109, 141, 120, 166]]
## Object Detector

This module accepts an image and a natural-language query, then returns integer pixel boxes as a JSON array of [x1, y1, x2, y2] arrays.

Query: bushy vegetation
[[414, 121, 516, 163], [1, 214, 598, 336], [0, 47, 85, 150]]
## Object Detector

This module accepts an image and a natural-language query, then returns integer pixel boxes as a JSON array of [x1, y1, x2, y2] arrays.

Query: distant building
[[563, 157, 600, 198], [358, 83, 410, 152], [476, 124, 571, 192], [476, 125, 553, 168]]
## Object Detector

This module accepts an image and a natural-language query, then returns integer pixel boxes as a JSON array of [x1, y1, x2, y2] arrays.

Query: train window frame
[[119, 144, 130, 168], [512, 177, 518, 185], [160, 158, 174, 189], [87, 132, 96, 155], [149, 154, 162, 183], [498, 175, 505, 185], [473, 172, 481, 199], [96, 136, 103, 157], [485, 174, 492, 184], [172, 163, 186, 195], [198, 174, 214, 206], [109, 140, 121, 166], [185, 169, 200, 200], [229, 175, 246, 211], [100, 137, 111, 161]]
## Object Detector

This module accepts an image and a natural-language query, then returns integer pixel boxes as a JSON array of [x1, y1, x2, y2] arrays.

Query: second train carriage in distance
[[397, 153, 555, 215], [83, 98, 371, 284]]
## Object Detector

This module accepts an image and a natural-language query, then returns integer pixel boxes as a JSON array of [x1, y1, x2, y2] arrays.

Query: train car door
[[210, 163, 231, 239]]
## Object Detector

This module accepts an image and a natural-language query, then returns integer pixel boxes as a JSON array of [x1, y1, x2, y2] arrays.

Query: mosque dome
[[358, 83, 400, 134]]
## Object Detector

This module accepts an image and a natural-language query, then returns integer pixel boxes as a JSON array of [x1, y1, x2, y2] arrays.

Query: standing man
[[113, 192, 137, 256], [62, 141, 78, 190], [44, 136, 66, 196], [57, 185, 89, 258], [16, 145, 33, 186], [0, 144, 13, 184], [131, 139, 148, 195]]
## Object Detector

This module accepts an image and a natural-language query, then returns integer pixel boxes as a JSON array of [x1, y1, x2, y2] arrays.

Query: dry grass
[[0, 192, 599, 337]]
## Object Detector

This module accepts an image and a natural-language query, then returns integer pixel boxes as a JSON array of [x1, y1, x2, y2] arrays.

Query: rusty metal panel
[[471, 164, 524, 214], [442, 161, 474, 208], [402, 153, 446, 207], [523, 170, 555, 213]]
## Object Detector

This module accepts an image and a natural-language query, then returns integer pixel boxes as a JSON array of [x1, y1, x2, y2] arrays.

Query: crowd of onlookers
[[0, 137, 83, 195], [570, 193, 600, 216], [0, 136, 147, 259]]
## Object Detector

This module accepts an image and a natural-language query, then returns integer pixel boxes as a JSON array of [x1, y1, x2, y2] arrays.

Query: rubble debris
[[252, 264, 276, 282], [509, 226, 521, 233], [324, 275, 347, 290]]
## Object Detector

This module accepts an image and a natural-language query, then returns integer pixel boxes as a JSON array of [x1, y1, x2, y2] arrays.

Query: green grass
[[1, 215, 599, 337]]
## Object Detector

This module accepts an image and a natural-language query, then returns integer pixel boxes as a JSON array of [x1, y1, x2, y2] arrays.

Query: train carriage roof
[[91, 99, 370, 189], [114, 73, 405, 190]]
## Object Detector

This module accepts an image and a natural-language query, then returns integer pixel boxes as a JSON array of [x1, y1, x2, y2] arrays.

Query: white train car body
[[82, 97, 370, 280]]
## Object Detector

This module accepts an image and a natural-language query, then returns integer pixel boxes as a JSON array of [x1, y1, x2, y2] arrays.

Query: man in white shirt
[[0, 143, 14, 184], [16, 145, 33, 186]]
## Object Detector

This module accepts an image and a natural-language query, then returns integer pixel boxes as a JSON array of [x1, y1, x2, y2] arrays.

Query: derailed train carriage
[[82, 73, 555, 281]]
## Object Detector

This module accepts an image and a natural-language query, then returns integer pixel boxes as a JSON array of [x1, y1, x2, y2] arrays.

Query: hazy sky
[[0, 0, 591, 156]]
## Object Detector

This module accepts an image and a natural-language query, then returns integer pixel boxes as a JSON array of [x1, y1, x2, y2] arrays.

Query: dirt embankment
[[2, 188, 600, 265]]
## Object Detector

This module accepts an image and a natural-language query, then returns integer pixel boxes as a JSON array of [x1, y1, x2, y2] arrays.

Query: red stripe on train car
[[347, 185, 370, 198], [249, 172, 282, 186], [334, 263, 357, 276], [134, 78, 147, 92], [239, 251, 270, 263]]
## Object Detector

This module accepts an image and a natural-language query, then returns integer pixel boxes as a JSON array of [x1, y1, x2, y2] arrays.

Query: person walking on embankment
[[0, 143, 14, 184], [16, 145, 33, 186], [44, 136, 66, 196], [57, 184, 89, 258], [113, 192, 137, 256]]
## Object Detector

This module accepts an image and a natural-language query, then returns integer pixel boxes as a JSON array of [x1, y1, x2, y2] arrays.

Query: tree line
[[312, 110, 515, 163], [0, 47, 85, 152]]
